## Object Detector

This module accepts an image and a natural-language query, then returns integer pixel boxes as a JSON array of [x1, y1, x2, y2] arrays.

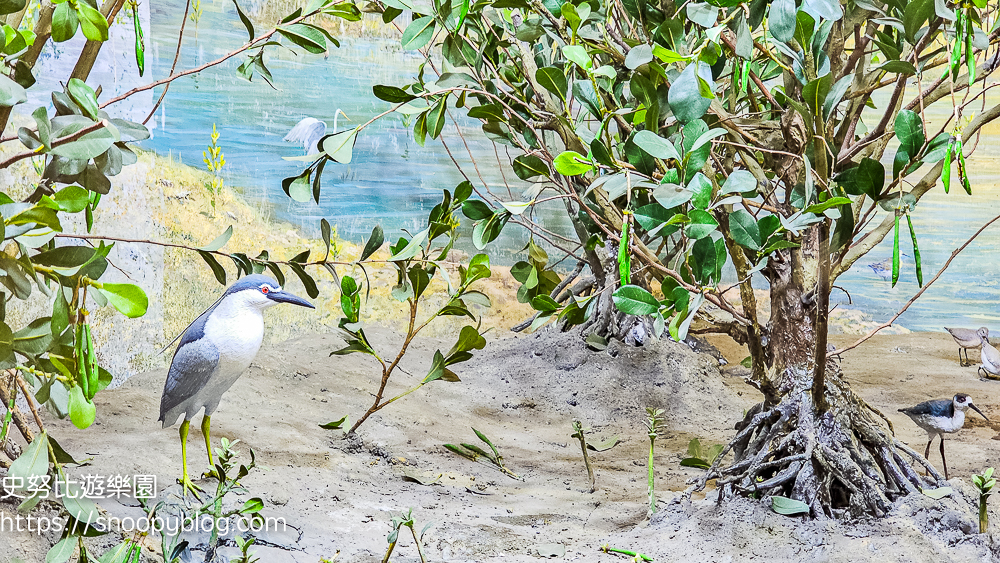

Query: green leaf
[[232, 0, 255, 39], [76, 2, 108, 41], [200, 225, 233, 251], [0, 0, 25, 15], [51, 2, 79, 42], [531, 294, 559, 313], [277, 23, 327, 53], [685, 209, 718, 239], [922, 486, 953, 499], [49, 123, 116, 160], [389, 228, 429, 260], [894, 109, 924, 157], [668, 62, 713, 123], [7, 431, 48, 494], [562, 44, 591, 69], [535, 66, 568, 101], [688, 173, 713, 209], [837, 157, 885, 199], [729, 209, 762, 250], [320, 127, 358, 164], [653, 184, 693, 209], [287, 262, 319, 298], [46, 537, 75, 563], [360, 225, 384, 261], [319, 415, 349, 429], [98, 283, 148, 318], [462, 199, 492, 220], [771, 495, 810, 515], [240, 498, 264, 514], [769, 0, 796, 42], [553, 151, 592, 176], [632, 130, 680, 161], [612, 285, 660, 315], [198, 251, 227, 285], [68, 385, 96, 429], [903, 0, 934, 43], [721, 170, 757, 194], [802, 74, 832, 117], [423, 350, 448, 383], [61, 479, 99, 524], [401, 16, 435, 50], [877, 60, 917, 75], [512, 154, 549, 180], [686, 2, 719, 27], [373, 84, 416, 103], [53, 185, 91, 213]]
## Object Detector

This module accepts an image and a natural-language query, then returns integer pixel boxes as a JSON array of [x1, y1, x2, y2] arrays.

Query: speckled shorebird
[[945, 327, 989, 367], [899, 393, 988, 480], [159, 274, 314, 497], [979, 332, 1000, 379]]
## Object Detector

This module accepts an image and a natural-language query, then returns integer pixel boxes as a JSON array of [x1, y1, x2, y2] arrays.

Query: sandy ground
[[3, 328, 1000, 562]]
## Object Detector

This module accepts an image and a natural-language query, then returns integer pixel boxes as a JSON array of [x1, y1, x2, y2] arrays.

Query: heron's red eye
[[261, 286, 270, 294]]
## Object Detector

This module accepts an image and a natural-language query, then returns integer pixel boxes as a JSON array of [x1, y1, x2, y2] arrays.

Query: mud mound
[[469, 329, 749, 430], [612, 482, 997, 562]]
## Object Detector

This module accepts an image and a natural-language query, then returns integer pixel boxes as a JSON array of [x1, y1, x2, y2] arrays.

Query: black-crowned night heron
[[898, 393, 988, 480], [283, 109, 349, 155], [159, 274, 314, 496]]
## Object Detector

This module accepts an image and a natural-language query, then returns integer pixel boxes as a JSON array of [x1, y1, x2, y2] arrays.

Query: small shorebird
[[899, 393, 988, 480], [945, 327, 989, 367], [979, 331, 1000, 379]]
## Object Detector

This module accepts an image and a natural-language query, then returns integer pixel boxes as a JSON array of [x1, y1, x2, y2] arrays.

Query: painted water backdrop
[[26, 0, 1000, 332]]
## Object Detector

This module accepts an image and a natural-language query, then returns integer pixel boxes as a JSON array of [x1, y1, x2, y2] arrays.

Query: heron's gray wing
[[159, 337, 219, 425], [899, 399, 952, 417], [283, 118, 326, 153]]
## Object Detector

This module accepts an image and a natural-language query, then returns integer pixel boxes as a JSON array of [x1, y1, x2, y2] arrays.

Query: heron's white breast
[[203, 294, 266, 384], [911, 411, 966, 435]]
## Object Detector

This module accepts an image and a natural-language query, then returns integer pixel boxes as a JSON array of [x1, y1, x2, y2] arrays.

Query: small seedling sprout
[[645, 408, 665, 515], [571, 419, 596, 492], [973, 467, 996, 533], [444, 427, 520, 479], [382, 508, 431, 563], [600, 544, 653, 561]]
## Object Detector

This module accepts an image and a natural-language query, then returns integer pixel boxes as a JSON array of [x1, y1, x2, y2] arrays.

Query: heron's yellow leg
[[179, 420, 203, 499], [201, 415, 215, 467]]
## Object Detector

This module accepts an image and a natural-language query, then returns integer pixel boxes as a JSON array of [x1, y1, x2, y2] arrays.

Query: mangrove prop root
[[693, 367, 944, 517]]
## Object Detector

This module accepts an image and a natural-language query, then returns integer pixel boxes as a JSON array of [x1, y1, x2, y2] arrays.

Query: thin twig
[[142, 0, 193, 125], [100, 9, 319, 110]]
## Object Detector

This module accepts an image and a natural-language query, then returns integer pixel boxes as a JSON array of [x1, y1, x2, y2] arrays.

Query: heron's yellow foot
[[178, 419, 204, 500], [179, 473, 204, 500]]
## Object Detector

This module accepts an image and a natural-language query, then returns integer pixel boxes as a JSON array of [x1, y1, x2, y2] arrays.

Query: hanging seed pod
[[966, 11, 975, 85], [85, 324, 98, 400], [75, 322, 89, 399], [618, 211, 632, 286], [950, 9, 965, 80], [956, 138, 972, 195], [943, 137, 953, 193]]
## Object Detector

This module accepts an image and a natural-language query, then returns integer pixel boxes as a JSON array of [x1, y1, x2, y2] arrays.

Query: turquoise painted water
[[30, 0, 1000, 332]]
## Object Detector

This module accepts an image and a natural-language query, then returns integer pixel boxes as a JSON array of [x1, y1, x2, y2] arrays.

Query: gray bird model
[[979, 330, 1000, 379], [945, 326, 989, 367], [898, 393, 988, 480], [159, 274, 314, 496]]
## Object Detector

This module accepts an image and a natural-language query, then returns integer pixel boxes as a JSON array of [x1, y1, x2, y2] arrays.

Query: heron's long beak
[[267, 290, 315, 308], [971, 403, 989, 421]]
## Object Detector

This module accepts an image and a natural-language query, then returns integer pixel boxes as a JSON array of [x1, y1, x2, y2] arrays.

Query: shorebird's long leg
[[940, 437, 949, 480], [924, 439, 932, 460]]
